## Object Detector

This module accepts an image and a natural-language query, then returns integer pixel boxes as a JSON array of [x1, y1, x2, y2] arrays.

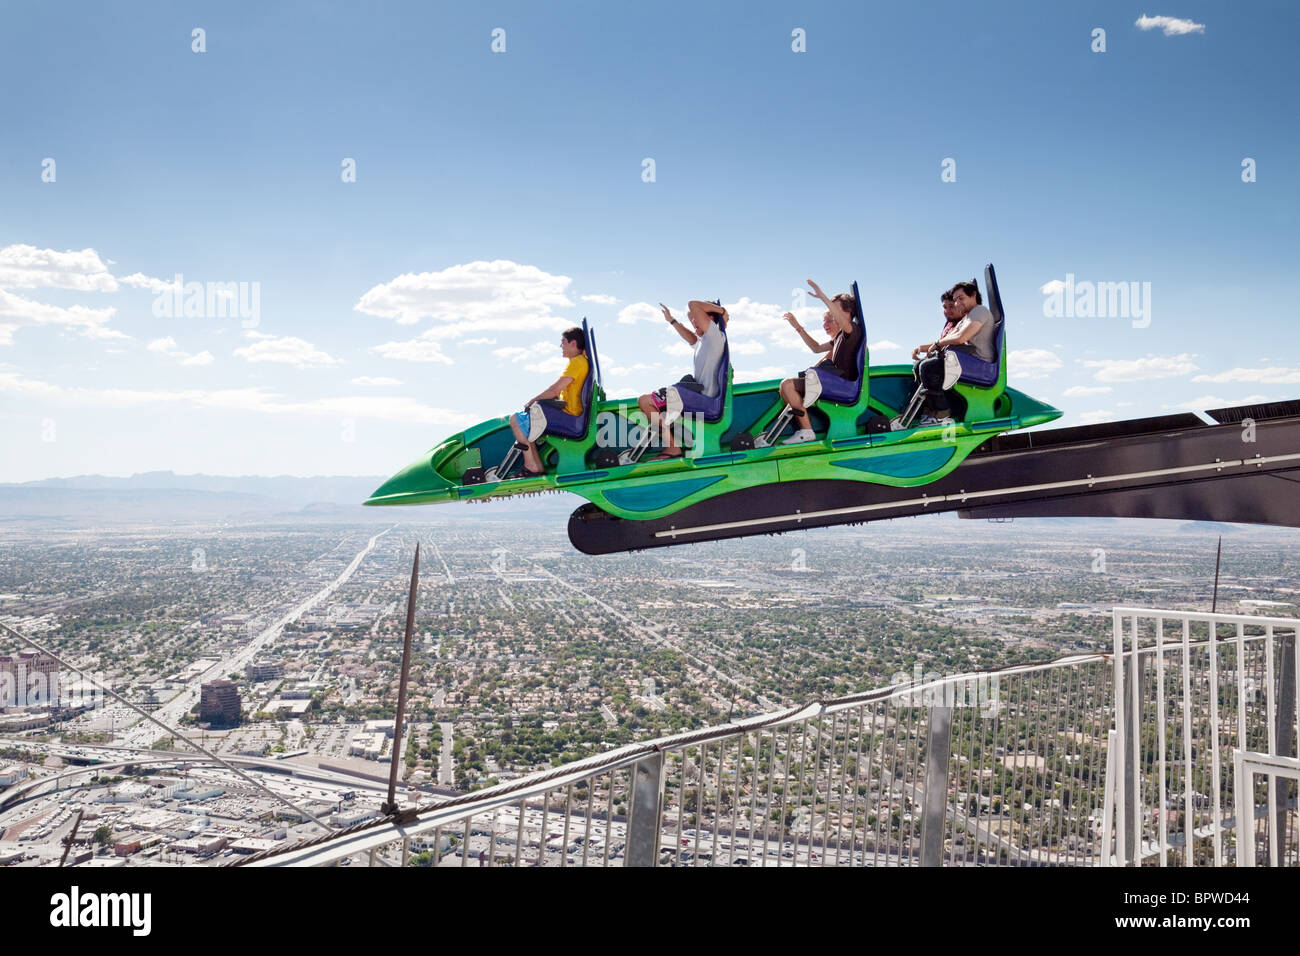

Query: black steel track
[[567, 400, 1300, 554]]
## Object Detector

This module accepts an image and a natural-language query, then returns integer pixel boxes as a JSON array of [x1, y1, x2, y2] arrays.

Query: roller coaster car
[[366, 265, 1064, 533]]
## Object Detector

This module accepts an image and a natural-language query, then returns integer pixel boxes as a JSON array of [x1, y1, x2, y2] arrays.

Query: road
[[123, 527, 393, 746], [437, 721, 454, 786]]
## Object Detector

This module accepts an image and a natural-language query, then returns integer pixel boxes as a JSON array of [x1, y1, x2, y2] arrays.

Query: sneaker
[[919, 415, 954, 427], [782, 428, 817, 445]]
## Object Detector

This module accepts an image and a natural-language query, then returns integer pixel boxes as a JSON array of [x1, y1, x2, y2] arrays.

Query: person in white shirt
[[906, 279, 993, 425], [635, 300, 728, 460]]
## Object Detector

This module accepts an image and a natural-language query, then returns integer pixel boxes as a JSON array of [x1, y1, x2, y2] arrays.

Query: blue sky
[[1, 1, 1296, 482]]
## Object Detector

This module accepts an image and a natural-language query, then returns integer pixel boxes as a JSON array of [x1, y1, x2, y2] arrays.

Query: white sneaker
[[919, 415, 954, 427], [782, 428, 817, 445]]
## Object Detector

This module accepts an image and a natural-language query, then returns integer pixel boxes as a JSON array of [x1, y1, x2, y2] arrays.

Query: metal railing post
[[920, 704, 952, 867], [1233, 750, 1253, 868], [1274, 635, 1296, 863], [1124, 654, 1140, 865], [626, 751, 665, 867]]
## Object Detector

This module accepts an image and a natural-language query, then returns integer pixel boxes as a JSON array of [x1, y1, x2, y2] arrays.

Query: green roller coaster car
[[366, 264, 1064, 526]]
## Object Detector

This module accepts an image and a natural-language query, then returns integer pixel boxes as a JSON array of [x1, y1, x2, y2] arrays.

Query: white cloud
[[1009, 348, 1063, 379], [524, 356, 567, 376], [351, 376, 403, 387], [731, 340, 765, 355], [1192, 367, 1300, 385], [1062, 385, 1113, 398], [1083, 353, 1198, 382], [118, 272, 182, 294], [740, 365, 790, 383], [234, 332, 341, 369], [369, 334, 453, 365], [1078, 409, 1117, 425], [617, 302, 663, 325], [581, 293, 619, 305], [147, 336, 214, 366], [493, 341, 556, 363], [0, 369, 470, 427], [0, 289, 118, 342], [1162, 394, 1270, 412], [608, 362, 663, 375], [0, 244, 118, 292], [355, 259, 574, 329], [81, 325, 132, 342], [458, 337, 497, 346], [1135, 14, 1205, 36], [870, 340, 902, 352]]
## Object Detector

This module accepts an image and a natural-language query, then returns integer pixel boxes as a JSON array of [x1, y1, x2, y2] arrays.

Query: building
[[244, 661, 284, 682], [171, 835, 228, 856], [0, 652, 60, 707], [0, 764, 29, 786], [349, 732, 388, 760], [330, 807, 379, 827], [200, 680, 241, 726]]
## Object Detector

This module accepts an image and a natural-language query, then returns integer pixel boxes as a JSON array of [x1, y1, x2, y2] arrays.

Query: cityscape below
[[2, 477, 1298, 866]]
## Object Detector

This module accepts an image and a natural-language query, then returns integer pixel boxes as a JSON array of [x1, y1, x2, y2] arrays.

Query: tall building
[[200, 680, 241, 726], [0, 652, 59, 708]]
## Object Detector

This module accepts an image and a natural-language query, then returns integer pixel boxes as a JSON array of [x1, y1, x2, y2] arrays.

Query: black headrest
[[586, 320, 603, 386], [984, 264, 1004, 327], [850, 280, 866, 356]]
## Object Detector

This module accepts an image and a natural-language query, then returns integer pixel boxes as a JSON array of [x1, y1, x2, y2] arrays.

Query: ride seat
[[808, 315, 866, 404], [674, 337, 731, 424], [952, 324, 1003, 387], [543, 319, 608, 474], [949, 263, 1009, 422], [539, 361, 595, 439]]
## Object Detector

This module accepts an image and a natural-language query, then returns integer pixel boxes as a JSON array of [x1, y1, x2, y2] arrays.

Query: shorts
[[515, 399, 580, 439]]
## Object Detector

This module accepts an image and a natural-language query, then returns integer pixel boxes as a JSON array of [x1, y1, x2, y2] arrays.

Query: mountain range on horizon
[[0, 471, 584, 525], [0, 470, 1280, 537]]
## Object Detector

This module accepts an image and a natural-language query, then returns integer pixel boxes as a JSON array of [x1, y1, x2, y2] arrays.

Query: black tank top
[[826, 320, 864, 381]]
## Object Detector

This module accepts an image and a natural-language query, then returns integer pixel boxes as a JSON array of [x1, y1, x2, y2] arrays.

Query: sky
[[1, 1, 1297, 482]]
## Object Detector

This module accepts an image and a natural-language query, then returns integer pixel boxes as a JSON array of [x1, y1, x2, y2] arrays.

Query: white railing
[[243, 654, 1117, 867], [1110, 608, 1299, 867], [238, 608, 1298, 868]]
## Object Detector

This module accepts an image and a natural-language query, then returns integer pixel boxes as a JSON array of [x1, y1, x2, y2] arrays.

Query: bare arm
[[937, 318, 982, 348], [528, 377, 574, 405], [806, 279, 853, 335], [661, 303, 698, 345], [916, 318, 982, 356], [784, 312, 831, 353]]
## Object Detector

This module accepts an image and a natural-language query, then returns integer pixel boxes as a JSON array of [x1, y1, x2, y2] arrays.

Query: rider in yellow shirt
[[506, 327, 589, 477]]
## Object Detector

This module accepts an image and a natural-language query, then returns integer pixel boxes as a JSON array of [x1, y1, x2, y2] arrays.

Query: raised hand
[[659, 303, 675, 324]]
